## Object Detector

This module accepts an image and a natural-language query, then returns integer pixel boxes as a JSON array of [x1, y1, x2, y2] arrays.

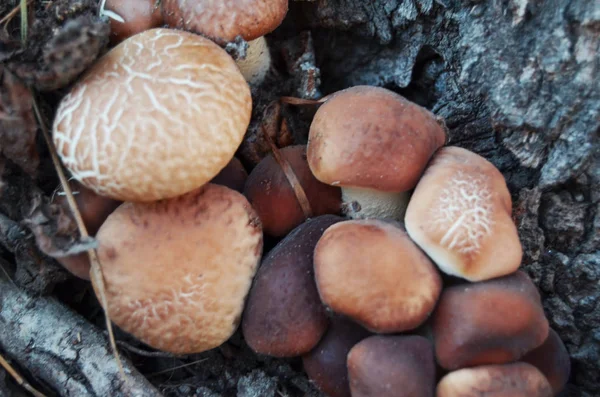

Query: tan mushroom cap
[[93, 184, 263, 354], [405, 146, 522, 281], [436, 363, 553, 397], [307, 85, 447, 193], [161, 0, 289, 44], [314, 219, 442, 333], [52, 28, 252, 202]]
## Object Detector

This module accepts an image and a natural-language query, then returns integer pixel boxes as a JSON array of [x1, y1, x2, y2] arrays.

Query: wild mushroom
[[93, 183, 263, 354], [347, 335, 437, 397], [302, 316, 371, 397], [313, 219, 442, 333], [242, 215, 343, 357], [53, 180, 121, 280], [161, 0, 288, 85], [210, 157, 248, 193], [432, 271, 549, 370], [244, 145, 341, 237], [102, 0, 164, 44], [521, 328, 571, 395], [405, 146, 522, 281], [436, 362, 553, 397], [307, 85, 447, 221], [52, 28, 252, 202]]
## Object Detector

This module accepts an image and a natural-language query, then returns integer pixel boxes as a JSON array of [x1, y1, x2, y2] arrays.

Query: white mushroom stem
[[341, 186, 411, 221], [235, 36, 271, 86]]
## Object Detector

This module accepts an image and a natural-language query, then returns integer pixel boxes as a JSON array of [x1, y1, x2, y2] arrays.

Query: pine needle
[[0, 354, 47, 397], [30, 93, 128, 383]]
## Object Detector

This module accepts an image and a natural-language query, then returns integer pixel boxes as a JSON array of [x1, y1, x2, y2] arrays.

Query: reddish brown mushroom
[[210, 157, 248, 193], [242, 215, 344, 357], [432, 271, 549, 370], [103, 0, 164, 44], [348, 335, 436, 397], [244, 145, 341, 237]]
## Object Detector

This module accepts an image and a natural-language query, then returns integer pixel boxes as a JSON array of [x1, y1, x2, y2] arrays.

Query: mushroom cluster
[[47, 6, 571, 396]]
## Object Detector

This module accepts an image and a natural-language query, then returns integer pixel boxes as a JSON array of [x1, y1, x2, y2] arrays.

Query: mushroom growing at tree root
[[93, 183, 263, 354], [161, 0, 288, 86], [307, 85, 447, 221], [52, 28, 252, 203]]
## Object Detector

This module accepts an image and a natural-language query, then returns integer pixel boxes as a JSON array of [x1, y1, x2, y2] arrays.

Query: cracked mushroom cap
[[405, 146, 522, 281], [436, 363, 553, 397], [314, 219, 442, 333], [93, 184, 263, 354], [432, 271, 549, 370], [161, 0, 289, 44], [52, 28, 252, 202], [348, 335, 437, 397]]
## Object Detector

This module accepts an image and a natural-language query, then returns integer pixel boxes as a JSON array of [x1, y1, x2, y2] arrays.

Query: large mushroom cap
[[93, 184, 263, 354], [52, 28, 252, 202], [405, 146, 522, 281], [307, 85, 446, 193], [161, 0, 289, 44]]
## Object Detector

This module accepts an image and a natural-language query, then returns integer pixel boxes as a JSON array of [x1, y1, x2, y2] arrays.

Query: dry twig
[[0, 354, 47, 397]]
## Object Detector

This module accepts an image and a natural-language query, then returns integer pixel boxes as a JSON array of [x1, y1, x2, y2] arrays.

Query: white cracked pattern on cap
[[52, 28, 252, 202]]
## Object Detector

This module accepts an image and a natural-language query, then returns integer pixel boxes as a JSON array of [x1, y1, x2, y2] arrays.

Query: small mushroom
[[53, 180, 121, 280], [242, 215, 343, 357], [302, 316, 371, 397], [244, 145, 341, 237], [210, 157, 248, 193], [405, 146, 522, 281], [314, 219, 442, 333], [52, 28, 252, 202], [161, 0, 288, 85], [307, 85, 447, 221], [521, 328, 571, 395], [94, 184, 262, 354], [436, 362, 553, 397], [347, 335, 437, 397], [432, 271, 549, 370], [104, 0, 164, 44]]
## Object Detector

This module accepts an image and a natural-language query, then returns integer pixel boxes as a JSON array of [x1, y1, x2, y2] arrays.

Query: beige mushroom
[[93, 184, 263, 354], [405, 146, 522, 281], [52, 28, 251, 202]]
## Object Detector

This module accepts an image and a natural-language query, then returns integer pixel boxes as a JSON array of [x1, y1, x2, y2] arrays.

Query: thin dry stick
[[279, 95, 330, 106], [30, 94, 127, 382], [0, 354, 47, 397]]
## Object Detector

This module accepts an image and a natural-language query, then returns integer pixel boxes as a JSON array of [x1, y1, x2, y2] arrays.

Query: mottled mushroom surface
[[53, 28, 252, 202], [94, 184, 263, 354]]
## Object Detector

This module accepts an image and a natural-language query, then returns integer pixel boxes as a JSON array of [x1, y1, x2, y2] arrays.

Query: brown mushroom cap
[[161, 0, 288, 44], [302, 317, 371, 397], [242, 215, 344, 357], [348, 335, 436, 397], [432, 271, 549, 370], [521, 328, 571, 395], [52, 28, 252, 202], [307, 85, 446, 193], [105, 0, 164, 44], [436, 363, 553, 397], [405, 146, 522, 281], [244, 145, 342, 237], [210, 157, 248, 193], [314, 219, 442, 333], [93, 184, 263, 354]]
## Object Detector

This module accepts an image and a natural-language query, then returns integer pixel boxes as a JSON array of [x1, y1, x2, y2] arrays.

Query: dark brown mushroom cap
[[314, 219, 442, 333], [210, 157, 248, 193], [105, 0, 164, 44], [244, 145, 341, 237], [307, 85, 446, 192], [302, 317, 371, 397], [432, 271, 549, 370], [521, 328, 571, 395], [161, 0, 289, 44], [348, 335, 436, 397], [242, 215, 344, 357], [436, 362, 553, 397]]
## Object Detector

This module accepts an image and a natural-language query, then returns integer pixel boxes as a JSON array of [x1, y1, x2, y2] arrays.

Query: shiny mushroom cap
[[52, 28, 252, 202], [405, 146, 522, 281], [93, 184, 263, 354]]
